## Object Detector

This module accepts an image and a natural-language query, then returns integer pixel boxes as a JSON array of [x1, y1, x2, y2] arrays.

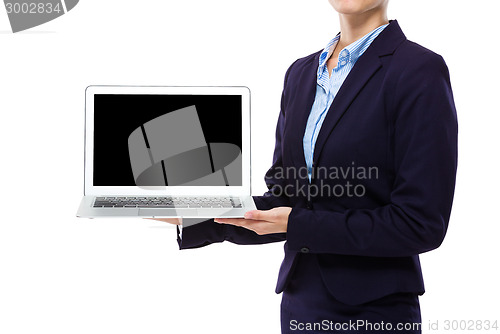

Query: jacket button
[[300, 247, 310, 253]]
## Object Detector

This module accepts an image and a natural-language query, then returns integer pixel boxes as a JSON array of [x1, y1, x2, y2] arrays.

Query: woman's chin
[[330, 0, 387, 16]]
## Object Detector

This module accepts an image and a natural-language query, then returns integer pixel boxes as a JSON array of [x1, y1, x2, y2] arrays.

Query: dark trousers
[[281, 254, 422, 334]]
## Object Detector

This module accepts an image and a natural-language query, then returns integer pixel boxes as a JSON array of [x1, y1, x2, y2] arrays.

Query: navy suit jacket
[[177, 20, 458, 306]]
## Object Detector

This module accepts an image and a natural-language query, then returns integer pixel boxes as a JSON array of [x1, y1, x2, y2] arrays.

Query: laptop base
[[76, 196, 256, 218]]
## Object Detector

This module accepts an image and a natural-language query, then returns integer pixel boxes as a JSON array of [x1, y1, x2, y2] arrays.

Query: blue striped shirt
[[303, 24, 389, 181]]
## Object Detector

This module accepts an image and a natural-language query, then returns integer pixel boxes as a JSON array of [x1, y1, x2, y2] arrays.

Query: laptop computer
[[76, 85, 256, 218]]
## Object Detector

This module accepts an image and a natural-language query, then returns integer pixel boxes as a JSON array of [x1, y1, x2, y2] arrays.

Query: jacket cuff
[[176, 219, 226, 250], [286, 207, 317, 253]]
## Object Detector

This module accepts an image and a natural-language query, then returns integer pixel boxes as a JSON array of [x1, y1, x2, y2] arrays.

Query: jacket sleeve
[[286, 53, 458, 257], [176, 63, 296, 250], [176, 195, 286, 249]]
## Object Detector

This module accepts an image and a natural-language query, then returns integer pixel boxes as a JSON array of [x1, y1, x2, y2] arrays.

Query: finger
[[216, 219, 272, 234], [215, 218, 269, 224], [215, 218, 271, 231], [214, 218, 248, 226], [244, 209, 275, 222]]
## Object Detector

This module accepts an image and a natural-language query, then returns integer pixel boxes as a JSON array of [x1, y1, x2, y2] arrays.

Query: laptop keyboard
[[93, 196, 242, 208]]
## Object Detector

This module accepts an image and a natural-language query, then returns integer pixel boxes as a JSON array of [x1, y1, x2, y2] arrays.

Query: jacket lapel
[[312, 20, 406, 165], [287, 53, 321, 171], [311, 50, 382, 165]]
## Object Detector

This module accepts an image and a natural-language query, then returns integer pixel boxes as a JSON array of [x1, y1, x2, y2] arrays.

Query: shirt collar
[[317, 23, 389, 80]]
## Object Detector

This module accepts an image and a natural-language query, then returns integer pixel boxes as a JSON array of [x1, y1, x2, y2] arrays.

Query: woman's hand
[[214, 207, 292, 235]]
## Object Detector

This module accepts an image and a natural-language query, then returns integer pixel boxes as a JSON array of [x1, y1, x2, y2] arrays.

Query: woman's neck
[[337, 8, 389, 49]]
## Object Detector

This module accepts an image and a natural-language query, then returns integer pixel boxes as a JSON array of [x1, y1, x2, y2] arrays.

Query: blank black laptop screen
[[93, 94, 242, 187]]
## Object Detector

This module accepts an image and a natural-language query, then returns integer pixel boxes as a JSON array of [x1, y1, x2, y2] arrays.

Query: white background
[[1, 1, 499, 333]]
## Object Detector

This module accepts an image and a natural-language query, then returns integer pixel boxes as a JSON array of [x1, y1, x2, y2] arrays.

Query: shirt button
[[340, 60, 346, 66], [300, 247, 310, 253], [341, 50, 348, 57]]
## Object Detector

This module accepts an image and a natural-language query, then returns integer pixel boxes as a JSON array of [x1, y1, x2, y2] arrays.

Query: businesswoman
[[158, 0, 458, 332]]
